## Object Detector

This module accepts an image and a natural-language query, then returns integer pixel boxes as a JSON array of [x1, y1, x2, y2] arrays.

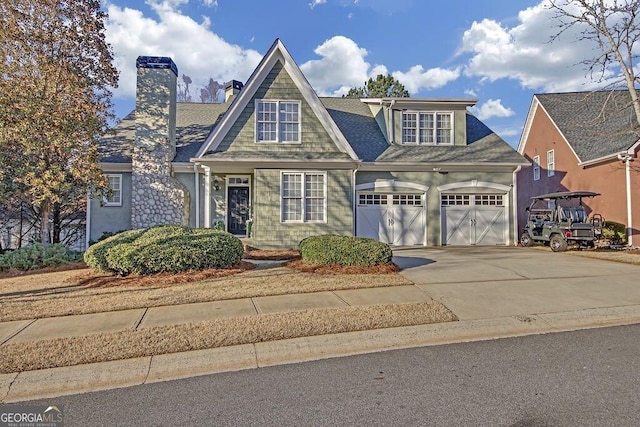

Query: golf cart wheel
[[520, 233, 533, 247], [550, 234, 568, 252]]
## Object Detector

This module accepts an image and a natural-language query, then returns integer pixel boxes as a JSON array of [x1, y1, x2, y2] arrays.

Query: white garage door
[[356, 193, 425, 245], [441, 194, 506, 246]]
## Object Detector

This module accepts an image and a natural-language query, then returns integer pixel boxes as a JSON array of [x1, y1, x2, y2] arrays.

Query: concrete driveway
[[393, 247, 640, 321]]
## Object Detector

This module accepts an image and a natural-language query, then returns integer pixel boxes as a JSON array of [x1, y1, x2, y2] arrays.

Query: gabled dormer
[[361, 98, 477, 146]]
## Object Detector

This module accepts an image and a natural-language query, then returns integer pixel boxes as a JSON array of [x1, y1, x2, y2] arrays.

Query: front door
[[227, 186, 249, 236]]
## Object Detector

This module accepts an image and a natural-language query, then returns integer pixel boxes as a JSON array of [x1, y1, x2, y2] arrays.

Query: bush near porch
[[84, 225, 244, 275], [299, 234, 392, 267]]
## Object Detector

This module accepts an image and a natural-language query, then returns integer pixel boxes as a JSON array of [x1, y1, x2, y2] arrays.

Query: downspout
[[624, 156, 634, 246], [352, 166, 359, 236], [512, 165, 522, 246], [85, 193, 91, 250], [194, 164, 200, 228]]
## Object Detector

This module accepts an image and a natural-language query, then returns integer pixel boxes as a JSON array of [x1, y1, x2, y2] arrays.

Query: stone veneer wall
[[131, 57, 189, 229]]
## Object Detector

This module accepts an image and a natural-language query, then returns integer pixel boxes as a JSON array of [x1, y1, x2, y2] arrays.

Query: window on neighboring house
[[104, 174, 122, 206], [281, 172, 326, 222], [402, 112, 452, 144], [547, 149, 555, 177], [256, 100, 301, 143], [533, 155, 540, 181]]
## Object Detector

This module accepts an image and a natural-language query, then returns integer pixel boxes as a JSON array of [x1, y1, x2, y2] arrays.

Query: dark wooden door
[[227, 187, 249, 235]]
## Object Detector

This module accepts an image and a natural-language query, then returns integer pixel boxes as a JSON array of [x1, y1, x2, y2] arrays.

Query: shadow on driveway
[[392, 256, 436, 269]]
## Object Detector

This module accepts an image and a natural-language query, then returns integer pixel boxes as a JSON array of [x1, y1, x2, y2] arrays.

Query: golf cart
[[520, 191, 604, 252]]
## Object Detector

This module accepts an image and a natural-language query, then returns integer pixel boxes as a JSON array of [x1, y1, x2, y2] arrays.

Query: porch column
[[203, 166, 211, 228]]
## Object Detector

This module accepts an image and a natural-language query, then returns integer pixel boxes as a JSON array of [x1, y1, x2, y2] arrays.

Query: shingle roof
[[375, 113, 526, 164], [320, 97, 389, 162], [536, 90, 640, 162], [99, 102, 228, 163], [100, 99, 525, 166]]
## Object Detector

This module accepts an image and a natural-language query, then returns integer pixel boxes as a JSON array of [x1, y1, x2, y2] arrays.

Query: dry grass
[[0, 301, 457, 373], [0, 266, 412, 322], [288, 259, 400, 274], [566, 248, 640, 265]]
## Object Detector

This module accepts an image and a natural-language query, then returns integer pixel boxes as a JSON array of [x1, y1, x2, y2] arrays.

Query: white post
[[624, 156, 633, 246], [203, 166, 211, 228], [194, 164, 200, 228]]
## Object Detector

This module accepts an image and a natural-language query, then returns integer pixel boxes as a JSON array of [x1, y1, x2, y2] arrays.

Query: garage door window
[[359, 194, 388, 205], [476, 195, 504, 206], [441, 194, 470, 206], [393, 194, 422, 206]]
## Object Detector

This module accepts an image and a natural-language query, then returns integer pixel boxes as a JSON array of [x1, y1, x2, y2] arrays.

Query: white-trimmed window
[[402, 111, 452, 145], [533, 155, 540, 181], [281, 172, 326, 222], [104, 174, 122, 206], [547, 149, 555, 177], [256, 100, 301, 143]]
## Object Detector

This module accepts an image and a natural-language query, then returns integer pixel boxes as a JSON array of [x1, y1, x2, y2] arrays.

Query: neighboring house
[[87, 39, 528, 249], [517, 90, 640, 245]]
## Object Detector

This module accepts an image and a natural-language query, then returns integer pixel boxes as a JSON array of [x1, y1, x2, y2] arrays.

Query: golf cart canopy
[[531, 191, 600, 201]]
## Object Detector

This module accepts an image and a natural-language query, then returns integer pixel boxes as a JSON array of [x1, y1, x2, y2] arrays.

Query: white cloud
[[202, 0, 217, 6], [105, 0, 262, 100], [471, 99, 515, 120], [465, 88, 478, 97], [300, 36, 372, 96], [392, 66, 461, 94], [459, 1, 620, 92], [309, 0, 327, 9]]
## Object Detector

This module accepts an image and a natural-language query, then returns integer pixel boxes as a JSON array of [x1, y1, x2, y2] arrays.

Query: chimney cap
[[136, 56, 178, 76], [225, 80, 244, 91]]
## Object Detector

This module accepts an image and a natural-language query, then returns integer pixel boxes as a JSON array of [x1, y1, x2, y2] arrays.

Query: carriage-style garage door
[[356, 193, 425, 245], [441, 194, 506, 246]]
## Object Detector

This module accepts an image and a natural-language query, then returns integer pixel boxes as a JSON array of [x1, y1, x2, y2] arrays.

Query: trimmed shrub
[[299, 234, 392, 267], [602, 221, 627, 245], [84, 225, 244, 275], [84, 229, 146, 273], [0, 243, 83, 271]]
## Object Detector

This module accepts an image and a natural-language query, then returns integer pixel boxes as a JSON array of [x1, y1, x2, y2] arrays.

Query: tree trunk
[[52, 202, 61, 244], [40, 201, 51, 246]]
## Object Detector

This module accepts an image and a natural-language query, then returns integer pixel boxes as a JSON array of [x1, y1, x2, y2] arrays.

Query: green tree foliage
[[344, 74, 410, 98], [0, 0, 118, 245]]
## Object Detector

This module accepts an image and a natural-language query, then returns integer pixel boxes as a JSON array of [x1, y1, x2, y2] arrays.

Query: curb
[[3, 304, 640, 403]]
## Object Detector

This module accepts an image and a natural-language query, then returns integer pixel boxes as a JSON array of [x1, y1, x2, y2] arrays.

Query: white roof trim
[[517, 97, 538, 154], [355, 180, 429, 192], [520, 95, 582, 163], [195, 39, 359, 160], [437, 180, 511, 192]]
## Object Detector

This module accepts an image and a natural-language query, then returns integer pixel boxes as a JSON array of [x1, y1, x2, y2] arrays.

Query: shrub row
[[299, 234, 392, 266], [0, 243, 83, 271], [602, 221, 627, 245], [84, 225, 244, 275]]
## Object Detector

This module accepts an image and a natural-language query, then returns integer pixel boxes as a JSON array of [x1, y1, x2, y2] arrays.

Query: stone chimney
[[131, 56, 189, 229], [224, 80, 244, 102]]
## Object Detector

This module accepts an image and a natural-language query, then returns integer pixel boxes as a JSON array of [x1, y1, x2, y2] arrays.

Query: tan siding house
[[88, 39, 527, 249]]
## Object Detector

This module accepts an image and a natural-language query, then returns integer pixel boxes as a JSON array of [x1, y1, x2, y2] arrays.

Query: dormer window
[[255, 100, 301, 143], [402, 111, 453, 145]]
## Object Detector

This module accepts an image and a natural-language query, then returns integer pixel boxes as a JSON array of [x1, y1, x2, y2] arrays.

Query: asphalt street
[[27, 324, 640, 426]]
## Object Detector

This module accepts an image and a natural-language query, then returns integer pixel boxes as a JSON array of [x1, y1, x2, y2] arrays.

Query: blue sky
[[103, 0, 610, 148]]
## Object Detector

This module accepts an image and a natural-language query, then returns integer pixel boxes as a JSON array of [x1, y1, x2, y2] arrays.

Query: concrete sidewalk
[[2, 247, 640, 403], [0, 284, 432, 345]]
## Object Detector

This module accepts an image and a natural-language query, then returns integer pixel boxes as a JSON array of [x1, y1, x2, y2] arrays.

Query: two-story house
[[88, 39, 528, 249], [517, 91, 640, 245]]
